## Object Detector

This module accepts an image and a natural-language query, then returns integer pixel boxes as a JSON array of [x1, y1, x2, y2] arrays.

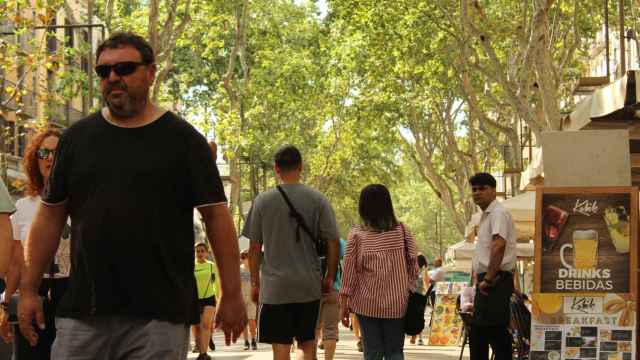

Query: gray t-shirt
[[242, 183, 339, 304], [0, 180, 15, 214]]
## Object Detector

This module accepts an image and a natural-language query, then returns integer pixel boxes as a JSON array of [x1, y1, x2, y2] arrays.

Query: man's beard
[[103, 82, 147, 118]]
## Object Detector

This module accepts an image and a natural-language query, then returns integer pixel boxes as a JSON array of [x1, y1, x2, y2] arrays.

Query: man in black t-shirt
[[17, 32, 247, 360]]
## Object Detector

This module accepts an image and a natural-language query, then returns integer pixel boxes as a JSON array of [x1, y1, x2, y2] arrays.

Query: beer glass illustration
[[560, 229, 598, 269]]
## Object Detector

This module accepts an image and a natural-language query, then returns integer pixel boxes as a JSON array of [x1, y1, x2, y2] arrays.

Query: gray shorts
[[51, 316, 189, 360]]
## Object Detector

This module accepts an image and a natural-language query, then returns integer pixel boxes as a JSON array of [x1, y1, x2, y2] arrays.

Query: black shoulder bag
[[276, 186, 329, 276], [401, 224, 428, 336]]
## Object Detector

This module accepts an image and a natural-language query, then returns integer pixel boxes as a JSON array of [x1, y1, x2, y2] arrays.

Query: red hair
[[23, 129, 62, 197]]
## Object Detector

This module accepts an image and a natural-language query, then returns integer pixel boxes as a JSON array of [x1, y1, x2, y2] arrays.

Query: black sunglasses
[[94, 61, 147, 79], [37, 148, 55, 160]]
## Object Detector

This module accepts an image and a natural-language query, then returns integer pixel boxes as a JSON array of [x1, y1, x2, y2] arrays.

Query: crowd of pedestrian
[[0, 30, 518, 360]]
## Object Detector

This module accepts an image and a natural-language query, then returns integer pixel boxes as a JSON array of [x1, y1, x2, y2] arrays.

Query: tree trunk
[[532, 0, 563, 130]]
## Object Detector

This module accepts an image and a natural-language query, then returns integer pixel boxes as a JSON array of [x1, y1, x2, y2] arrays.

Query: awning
[[446, 240, 534, 262], [567, 70, 640, 130]]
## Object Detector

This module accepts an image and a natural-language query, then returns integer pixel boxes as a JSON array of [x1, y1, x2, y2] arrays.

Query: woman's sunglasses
[[37, 148, 55, 160], [94, 61, 146, 79]]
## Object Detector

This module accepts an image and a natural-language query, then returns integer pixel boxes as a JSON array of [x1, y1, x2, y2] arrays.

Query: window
[[16, 125, 26, 157], [65, 19, 74, 48]]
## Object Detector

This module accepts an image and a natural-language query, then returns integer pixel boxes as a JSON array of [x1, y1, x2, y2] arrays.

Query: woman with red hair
[[0, 128, 70, 359]]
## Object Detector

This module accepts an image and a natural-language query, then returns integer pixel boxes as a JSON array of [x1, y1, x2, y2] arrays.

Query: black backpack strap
[[276, 185, 317, 244]]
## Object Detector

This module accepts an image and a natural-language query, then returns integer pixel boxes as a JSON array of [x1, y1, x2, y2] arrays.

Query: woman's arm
[[422, 267, 430, 291], [338, 230, 359, 300], [3, 242, 23, 301], [339, 229, 359, 327]]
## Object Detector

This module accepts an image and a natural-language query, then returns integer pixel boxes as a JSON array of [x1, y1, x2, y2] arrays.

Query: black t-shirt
[[43, 111, 227, 324]]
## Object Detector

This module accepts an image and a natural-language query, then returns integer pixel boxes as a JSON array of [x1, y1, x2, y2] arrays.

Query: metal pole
[[619, 0, 626, 75], [605, 0, 611, 79], [87, 0, 94, 115]]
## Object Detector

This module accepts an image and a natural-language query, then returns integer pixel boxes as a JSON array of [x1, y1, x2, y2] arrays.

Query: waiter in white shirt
[[469, 173, 516, 360]]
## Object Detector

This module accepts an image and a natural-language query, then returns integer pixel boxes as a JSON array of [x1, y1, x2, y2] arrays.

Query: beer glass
[[560, 229, 598, 269]]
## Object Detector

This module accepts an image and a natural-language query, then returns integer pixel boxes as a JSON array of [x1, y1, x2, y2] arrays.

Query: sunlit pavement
[[187, 328, 470, 360]]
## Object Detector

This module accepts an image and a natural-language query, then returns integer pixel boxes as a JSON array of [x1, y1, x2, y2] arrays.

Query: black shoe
[[244, 340, 250, 350], [251, 339, 257, 350], [209, 338, 215, 351], [196, 353, 211, 360]]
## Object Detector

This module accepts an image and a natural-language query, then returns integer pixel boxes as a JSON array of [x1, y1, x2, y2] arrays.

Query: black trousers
[[469, 324, 512, 360], [469, 272, 513, 360], [12, 278, 68, 360]]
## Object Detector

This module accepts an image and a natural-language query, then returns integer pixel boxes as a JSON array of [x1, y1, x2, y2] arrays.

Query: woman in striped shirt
[[339, 184, 419, 360]]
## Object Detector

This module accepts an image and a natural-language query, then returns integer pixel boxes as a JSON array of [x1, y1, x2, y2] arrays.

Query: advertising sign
[[531, 187, 637, 360], [428, 282, 466, 346]]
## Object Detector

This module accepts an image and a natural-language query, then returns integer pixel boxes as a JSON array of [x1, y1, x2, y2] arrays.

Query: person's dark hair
[[194, 241, 208, 250], [469, 172, 497, 188], [96, 32, 155, 64], [417, 254, 427, 268], [358, 184, 398, 232], [274, 145, 302, 172]]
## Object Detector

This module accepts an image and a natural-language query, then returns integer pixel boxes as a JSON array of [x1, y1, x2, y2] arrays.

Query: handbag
[[400, 224, 428, 336]]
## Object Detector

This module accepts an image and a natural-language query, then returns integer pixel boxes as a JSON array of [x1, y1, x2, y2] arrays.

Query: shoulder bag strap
[[400, 223, 408, 260], [400, 223, 413, 290], [276, 185, 317, 245]]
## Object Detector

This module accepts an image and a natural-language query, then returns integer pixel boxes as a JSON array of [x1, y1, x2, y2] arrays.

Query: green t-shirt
[[194, 260, 219, 299], [0, 180, 15, 214]]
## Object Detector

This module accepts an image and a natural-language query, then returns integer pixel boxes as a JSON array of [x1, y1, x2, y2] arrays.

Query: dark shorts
[[198, 296, 216, 313], [257, 300, 321, 345]]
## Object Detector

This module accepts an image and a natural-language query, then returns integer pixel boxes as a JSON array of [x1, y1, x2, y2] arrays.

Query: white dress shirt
[[472, 199, 517, 274]]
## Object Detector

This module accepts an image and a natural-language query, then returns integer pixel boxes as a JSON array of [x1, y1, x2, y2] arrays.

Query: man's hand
[[0, 307, 13, 343], [214, 291, 248, 346], [322, 277, 334, 295], [478, 280, 491, 296], [17, 291, 44, 347]]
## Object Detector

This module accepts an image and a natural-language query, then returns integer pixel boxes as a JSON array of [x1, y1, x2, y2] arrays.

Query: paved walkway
[[188, 328, 470, 360]]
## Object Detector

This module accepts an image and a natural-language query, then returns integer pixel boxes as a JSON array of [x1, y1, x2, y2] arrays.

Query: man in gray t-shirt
[[0, 179, 16, 279], [243, 145, 339, 359]]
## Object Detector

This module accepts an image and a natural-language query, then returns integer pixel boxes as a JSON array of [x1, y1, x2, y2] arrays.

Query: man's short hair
[[96, 32, 155, 64], [469, 172, 497, 188], [274, 145, 302, 172]]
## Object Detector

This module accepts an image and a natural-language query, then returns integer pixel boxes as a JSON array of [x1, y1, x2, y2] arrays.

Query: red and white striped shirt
[[340, 223, 419, 319]]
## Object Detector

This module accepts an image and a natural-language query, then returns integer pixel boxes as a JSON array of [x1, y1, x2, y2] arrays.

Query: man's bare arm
[[486, 235, 506, 281], [20, 204, 67, 294], [198, 204, 246, 344], [248, 241, 261, 287], [0, 214, 13, 277], [325, 239, 339, 282], [198, 205, 241, 296]]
